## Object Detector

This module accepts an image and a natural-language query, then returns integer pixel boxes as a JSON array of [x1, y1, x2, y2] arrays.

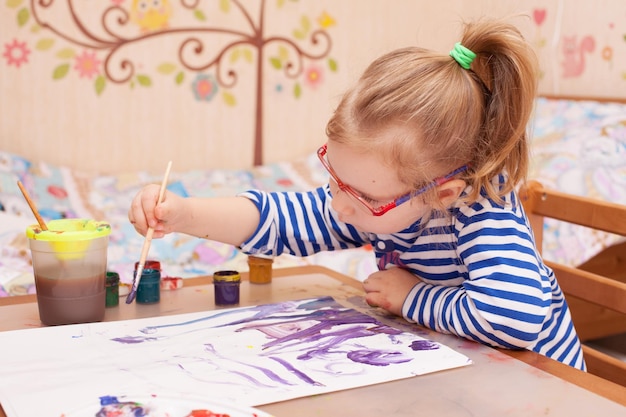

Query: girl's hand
[[128, 188, 259, 245], [128, 184, 186, 239], [363, 268, 421, 316]]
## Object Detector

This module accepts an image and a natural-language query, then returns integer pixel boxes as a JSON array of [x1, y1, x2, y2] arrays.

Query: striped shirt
[[239, 180, 586, 370]]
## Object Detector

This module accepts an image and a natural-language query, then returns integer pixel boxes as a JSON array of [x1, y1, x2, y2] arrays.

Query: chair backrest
[[519, 180, 626, 387]]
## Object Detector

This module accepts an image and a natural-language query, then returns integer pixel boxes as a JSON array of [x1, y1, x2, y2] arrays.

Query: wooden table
[[1, 266, 625, 416]]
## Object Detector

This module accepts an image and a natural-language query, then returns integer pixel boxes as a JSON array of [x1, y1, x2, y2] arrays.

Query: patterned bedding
[[528, 97, 626, 266], [1, 97, 625, 297], [0, 150, 377, 296]]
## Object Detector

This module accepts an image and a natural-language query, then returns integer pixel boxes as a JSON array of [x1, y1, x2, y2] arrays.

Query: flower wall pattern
[[2, 38, 31, 67], [3, 0, 338, 165], [5, 1, 626, 175]]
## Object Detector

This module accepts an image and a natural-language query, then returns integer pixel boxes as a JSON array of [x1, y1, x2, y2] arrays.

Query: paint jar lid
[[135, 260, 161, 271], [106, 271, 120, 285], [138, 268, 161, 283], [248, 255, 274, 265], [213, 270, 241, 282]]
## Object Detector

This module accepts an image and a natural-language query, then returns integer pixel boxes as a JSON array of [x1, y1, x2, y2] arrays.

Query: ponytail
[[460, 18, 539, 202]]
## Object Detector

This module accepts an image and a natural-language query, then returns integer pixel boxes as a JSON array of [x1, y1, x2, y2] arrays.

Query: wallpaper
[[2, 1, 626, 173]]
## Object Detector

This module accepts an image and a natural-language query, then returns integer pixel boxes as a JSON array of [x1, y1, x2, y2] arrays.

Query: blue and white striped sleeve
[[402, 201, 553, 350], [238, 186, 369, 257]]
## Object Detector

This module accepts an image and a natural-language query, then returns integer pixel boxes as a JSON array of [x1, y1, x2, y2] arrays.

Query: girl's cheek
[[330, 193, 356, 216]]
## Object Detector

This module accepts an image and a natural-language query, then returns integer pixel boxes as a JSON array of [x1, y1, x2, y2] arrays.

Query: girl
[[129, 18, 585, 370]]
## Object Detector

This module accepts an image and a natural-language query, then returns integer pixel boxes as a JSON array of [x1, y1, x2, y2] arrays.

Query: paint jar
[[136, 268, 161, 304], [26, 219, 111, 326], [213, 270, 241, 305], [247, 255, 274, 284], [161, 276, 183, 290], [134, 260, 161, 273], [105, 271, 120, 307]]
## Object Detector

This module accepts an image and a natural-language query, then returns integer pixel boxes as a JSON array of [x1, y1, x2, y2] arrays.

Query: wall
[[1, 1, 625, 174]]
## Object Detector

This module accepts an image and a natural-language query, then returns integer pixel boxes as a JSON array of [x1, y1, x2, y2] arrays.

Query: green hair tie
[[449, 42, 476, 69]]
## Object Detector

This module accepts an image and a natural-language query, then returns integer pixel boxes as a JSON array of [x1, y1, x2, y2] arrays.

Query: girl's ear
[[437, 179, 466, 207]]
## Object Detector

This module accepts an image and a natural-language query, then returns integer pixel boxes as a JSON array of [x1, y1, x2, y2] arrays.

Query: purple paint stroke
[[293, 326, 379, 361], [131, 297, 406, 360], [246, 308, 401, 349], [269, 356, 324, 386], [205, 296, 347, 331], [136, 297, 347, 336], [237, 303, 417, 370], [410, 340, 440, 351], [110, 297, 423, 387], [202, 343, 294, 386], [137, 304, 276, 334], [297, 296, 344, 310], [178, 358, 277, 388], [137, 299, 311, 334], [171, 355, 274, 389], [347, 350, 413, 366], [110, 335, 160, 344]]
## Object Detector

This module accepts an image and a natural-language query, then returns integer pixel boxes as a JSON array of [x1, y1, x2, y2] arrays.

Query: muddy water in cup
[[34, 268, 106, 325]]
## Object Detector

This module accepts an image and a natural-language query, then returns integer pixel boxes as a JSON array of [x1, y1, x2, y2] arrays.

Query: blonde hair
[[326, 18, 539, 206]]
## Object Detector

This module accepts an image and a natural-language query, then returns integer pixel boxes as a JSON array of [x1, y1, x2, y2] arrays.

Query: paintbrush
[[126, 161, 172, 304], [17, 180, 48, 231]]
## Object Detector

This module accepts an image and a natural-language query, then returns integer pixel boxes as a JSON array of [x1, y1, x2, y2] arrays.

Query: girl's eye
[[358, 195, 380, 205]]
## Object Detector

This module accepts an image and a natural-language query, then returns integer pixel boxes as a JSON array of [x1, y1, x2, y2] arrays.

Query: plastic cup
[[26, 219, 111, 326]]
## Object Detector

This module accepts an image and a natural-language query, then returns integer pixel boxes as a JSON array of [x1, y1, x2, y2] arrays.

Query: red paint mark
[[47, 185, 68, 199], [186, 410, 231, 417], [484, 351, 512, 363]]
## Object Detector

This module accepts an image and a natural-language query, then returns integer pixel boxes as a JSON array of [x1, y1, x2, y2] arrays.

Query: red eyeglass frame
[[317, 143, 468, 216]]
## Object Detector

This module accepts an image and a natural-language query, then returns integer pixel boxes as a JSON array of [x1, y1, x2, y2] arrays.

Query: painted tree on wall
[[8, 0, 337, 165]]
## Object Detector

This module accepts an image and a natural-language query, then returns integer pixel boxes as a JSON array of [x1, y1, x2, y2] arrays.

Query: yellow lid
[[26, 219, 111, 260], [26, 219, 111, 241], [213, 270, 241, 282]]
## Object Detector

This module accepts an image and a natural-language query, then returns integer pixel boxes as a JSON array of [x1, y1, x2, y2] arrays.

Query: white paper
[[0, 296, 471, 417]]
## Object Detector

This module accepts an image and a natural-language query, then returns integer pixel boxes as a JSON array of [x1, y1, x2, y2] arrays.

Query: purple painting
[[0, 297, 471, 416]]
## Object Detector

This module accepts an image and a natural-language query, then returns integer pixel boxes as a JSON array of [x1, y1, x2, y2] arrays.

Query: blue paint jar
[[213, 270, 241, 305], [136, 268, 160, 304]]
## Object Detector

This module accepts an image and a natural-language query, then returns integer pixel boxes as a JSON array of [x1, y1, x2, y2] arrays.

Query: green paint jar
[[105, 271, 119, 307]]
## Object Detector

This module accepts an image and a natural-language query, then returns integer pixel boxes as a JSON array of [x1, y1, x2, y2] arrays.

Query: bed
[[1, 95, 625, 297]]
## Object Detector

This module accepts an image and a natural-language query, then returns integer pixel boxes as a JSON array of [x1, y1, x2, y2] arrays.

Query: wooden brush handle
[[137, 161, 172, 267], [17, 180, 48, 231]]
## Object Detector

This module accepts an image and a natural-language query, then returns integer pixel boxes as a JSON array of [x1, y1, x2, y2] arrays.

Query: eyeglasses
[[317, 143, 468, 216]]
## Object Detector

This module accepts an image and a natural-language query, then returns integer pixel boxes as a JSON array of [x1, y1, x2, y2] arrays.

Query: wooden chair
[[519, 180, 626, 387]]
